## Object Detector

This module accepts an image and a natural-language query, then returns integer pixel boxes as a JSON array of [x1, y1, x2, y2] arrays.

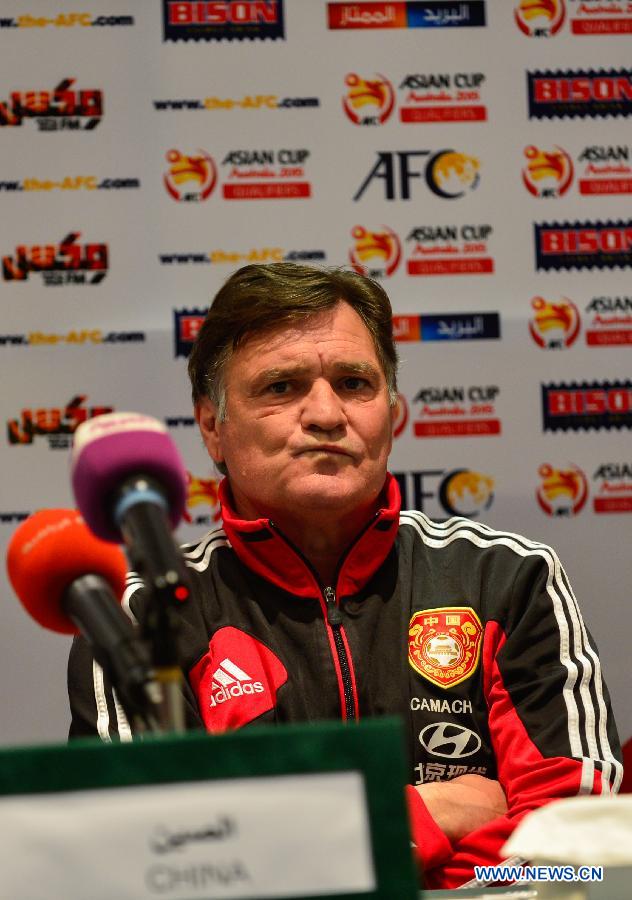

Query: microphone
[[6, 509, 160, 732], [70, 412, 189, 601], [71, 412, 190, 732]]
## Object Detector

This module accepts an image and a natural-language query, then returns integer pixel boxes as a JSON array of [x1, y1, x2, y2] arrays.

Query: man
[[68, 262, 622, 889]]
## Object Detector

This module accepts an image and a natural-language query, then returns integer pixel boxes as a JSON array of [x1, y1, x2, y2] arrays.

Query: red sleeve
[[416, 604, 621, 890], [405, 785, 453, 871]]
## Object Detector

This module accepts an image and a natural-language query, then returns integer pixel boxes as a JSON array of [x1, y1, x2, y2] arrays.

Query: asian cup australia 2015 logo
[[408, 607, 483, 689]]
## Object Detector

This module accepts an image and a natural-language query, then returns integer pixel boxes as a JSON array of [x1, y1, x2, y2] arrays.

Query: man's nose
[[301, 380, 347, 432]]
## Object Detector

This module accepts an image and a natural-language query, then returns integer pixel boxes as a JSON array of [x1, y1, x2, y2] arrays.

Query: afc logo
[[353, 150, 480, 201]]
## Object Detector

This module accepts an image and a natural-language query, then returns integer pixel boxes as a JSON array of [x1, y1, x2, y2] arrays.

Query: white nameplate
[[0, 770, 376, 899]]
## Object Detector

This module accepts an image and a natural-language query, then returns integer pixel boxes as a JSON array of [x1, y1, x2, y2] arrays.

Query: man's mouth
[[296, 445, 353, 458]]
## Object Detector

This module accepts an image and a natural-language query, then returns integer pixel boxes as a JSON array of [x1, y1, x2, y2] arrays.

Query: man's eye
[[342, 377, 368, 391], [268, 381, 290, 394]]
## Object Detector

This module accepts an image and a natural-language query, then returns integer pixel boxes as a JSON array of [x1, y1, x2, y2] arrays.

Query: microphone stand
[[117, 479, 191, 735]]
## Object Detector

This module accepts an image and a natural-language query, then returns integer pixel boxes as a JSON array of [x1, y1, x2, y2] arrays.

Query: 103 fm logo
[[2, 232, 108, 285], [7, 395, 113, 449], [394, 468, 495, 518], [0, 78, 102, 130]]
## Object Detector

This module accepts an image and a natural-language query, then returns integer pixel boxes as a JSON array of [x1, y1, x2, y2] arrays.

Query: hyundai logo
[[419, 722, 482, 759]]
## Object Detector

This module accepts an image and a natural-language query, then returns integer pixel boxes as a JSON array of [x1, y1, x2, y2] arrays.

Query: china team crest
[[408, 607, 483, 689]]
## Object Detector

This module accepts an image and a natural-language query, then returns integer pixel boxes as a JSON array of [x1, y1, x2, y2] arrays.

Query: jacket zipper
[[268, 521, 358, 722], [323, 585, 356, 721]]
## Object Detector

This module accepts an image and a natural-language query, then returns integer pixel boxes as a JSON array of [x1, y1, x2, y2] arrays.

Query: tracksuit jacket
[[67, 473, 623, 889]]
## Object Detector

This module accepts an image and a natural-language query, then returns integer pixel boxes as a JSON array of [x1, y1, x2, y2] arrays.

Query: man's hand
[[414, 774, 508, 844]]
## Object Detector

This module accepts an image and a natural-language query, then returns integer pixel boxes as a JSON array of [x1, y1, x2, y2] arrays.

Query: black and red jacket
[[68, 473, 622, 889]]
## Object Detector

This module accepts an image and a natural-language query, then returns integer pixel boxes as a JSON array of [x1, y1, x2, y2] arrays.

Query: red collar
[[218, 473, 401, 599]]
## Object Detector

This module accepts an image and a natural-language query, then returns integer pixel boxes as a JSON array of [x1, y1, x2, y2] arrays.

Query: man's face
[[196, 301, 395, 522]]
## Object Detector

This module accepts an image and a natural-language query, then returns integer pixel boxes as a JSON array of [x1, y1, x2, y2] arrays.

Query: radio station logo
[[536, 463, 588, 516], [522, 145, 573, 197], [542, 381, 632, 432], [405, 223, 493, 275], [584, 295, 632, 346], [529, 297, 580, 348], [570, 0, 632, 35], [412, 384, 501, 438], [515, 0, 565, 36], [2, 232, 108, 285], [7, 395, 113, 449], [164, 149, 217, 201], [535, 221, 632, 271], [174, 308, 207, 357], [343, 73, 395, 124], [327, 2, 486, 30], [349, 225, 401, 277], [163, 1, 285, 42], [184, 471, 221, 525], [393, 312, 500, 342], [592, 462, 632, 514], [160, 247, 325, 266], [354, 150, 480, 201], [394, 468, 495, 517], [528, 69, 632, 120], [0, 78, 102, 130]]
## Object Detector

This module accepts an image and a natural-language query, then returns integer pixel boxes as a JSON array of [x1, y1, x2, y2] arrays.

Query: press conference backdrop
[[0, 2, 630, 774]]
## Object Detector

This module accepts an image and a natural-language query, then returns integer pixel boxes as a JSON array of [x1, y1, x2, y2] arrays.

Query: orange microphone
[[7, 509, 159, 731]]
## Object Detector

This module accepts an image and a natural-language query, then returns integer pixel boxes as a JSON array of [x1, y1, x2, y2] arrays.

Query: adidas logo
[[209, 657, 265, 708]]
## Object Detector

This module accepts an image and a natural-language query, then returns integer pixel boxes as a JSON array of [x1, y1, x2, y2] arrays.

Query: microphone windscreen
[[6, 509, 128, 634], [71, 412, 187, 542]]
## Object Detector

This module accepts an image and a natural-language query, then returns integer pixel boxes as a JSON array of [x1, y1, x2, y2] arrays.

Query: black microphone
[[71, 412, 192, 732]]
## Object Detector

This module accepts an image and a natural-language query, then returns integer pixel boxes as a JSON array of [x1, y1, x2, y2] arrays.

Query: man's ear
[[195, 397, 225, 465], [390, 394, 400, 432]]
